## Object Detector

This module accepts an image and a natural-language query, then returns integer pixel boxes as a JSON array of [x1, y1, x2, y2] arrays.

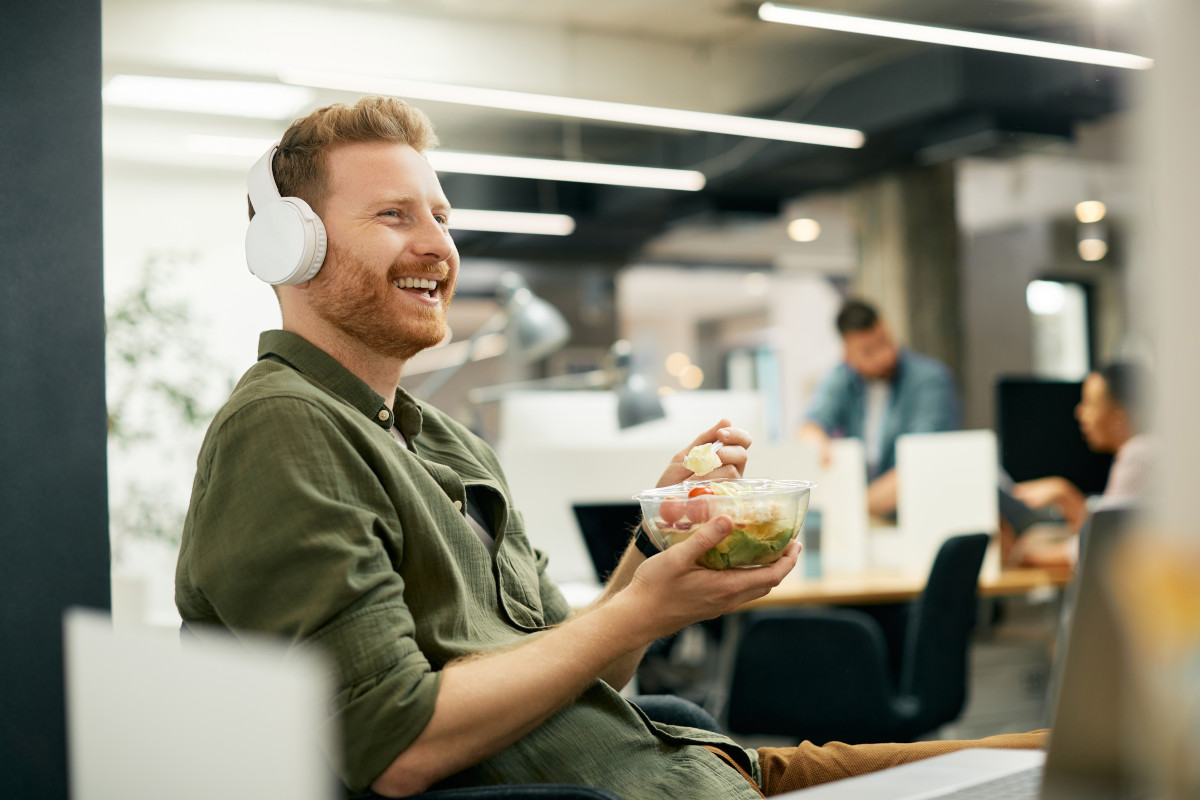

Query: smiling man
[[175, 96, 1042, 799]]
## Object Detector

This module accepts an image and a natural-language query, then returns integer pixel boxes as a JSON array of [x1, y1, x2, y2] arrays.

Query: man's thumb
[[674, 515, 733, 560]]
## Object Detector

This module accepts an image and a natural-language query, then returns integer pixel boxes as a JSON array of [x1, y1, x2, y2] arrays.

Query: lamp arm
[[410, 307, 510, 400], [466, 369, 614, 405]]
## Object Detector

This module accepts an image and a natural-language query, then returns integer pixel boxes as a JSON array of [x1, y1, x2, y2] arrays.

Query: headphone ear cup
[[245, 196, 327, 286]]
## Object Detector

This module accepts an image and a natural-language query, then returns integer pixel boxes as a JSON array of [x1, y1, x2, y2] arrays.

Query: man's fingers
[[716, 426, 752, 449], [669, 515, 733, 562], [680, 419, 734, 455]]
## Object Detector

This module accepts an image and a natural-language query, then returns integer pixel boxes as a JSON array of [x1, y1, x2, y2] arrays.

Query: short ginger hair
[[249, 95, 439, 220]]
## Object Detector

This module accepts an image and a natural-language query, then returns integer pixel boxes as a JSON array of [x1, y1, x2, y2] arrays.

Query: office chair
[[723, 532, 991, 745]]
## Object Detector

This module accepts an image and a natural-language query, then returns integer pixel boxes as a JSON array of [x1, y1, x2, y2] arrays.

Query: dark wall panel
[[0, 2, 110, 797]]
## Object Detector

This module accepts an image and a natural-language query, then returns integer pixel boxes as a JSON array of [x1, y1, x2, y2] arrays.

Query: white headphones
[[245, 144, 328, 285]]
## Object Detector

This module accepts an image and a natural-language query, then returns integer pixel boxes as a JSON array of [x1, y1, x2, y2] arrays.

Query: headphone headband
[[247, 144, 283, 213]]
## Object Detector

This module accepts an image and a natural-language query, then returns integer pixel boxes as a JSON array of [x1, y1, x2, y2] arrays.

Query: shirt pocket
[[493, 525, 549, 631]]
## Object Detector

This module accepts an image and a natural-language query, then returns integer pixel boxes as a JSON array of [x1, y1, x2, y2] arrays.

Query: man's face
[[1075, 372, 1127, 453], [306, 141, 459, 362], [843, 321, 899, 380]]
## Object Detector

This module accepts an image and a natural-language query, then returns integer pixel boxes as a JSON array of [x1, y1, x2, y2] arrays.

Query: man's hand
[[1012, 476, 1088, 531], [866, 469, 899, 517], [617, 514, 801, 642], [657, 419, 751, 488]]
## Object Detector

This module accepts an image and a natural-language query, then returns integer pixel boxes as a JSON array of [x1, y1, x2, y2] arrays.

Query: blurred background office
[[6, 0, 1200, 796], [98, 0, 1154, 609]]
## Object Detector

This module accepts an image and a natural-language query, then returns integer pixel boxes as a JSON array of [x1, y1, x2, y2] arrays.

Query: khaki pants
[[708, 729, 1049, 797]]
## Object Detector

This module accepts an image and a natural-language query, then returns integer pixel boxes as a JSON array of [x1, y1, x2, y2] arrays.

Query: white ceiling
[[100, 0, 1144, 263], [102, 0, 1130, 159]]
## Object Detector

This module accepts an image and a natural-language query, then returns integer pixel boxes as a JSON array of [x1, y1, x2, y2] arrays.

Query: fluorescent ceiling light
[[279, 69, 865, 149], [758, 2, 1154, 71], [181, 135, 702, 191], [103, 75, 316, 119], [428, 151, 705, 191], [450, 210, 575, 236]]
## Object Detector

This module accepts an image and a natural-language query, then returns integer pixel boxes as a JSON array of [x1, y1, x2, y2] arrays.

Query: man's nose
[[411, 212, 455, 263]]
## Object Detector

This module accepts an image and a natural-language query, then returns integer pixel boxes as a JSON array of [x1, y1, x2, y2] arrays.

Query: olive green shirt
[[175, 330, 762, 798]]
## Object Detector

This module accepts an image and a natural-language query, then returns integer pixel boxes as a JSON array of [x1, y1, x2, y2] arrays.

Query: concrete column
[[851, 163, 962, 381]]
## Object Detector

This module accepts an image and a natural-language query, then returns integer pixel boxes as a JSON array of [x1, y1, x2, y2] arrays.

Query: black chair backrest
[[899, 532, 990, 732], [726, 607, 898, 740], [571, 502, 643, 582]]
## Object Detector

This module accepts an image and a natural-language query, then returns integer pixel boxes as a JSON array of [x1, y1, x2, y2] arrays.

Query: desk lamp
[[413, 271, 570, 400]]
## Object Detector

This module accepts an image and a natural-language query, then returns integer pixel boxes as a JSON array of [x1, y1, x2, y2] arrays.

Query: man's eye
[[434, 214, 449, 225], [380, 210, 402, 218]]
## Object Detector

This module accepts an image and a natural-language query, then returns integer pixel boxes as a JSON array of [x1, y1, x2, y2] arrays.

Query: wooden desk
[[742, 565, 1073, 609]]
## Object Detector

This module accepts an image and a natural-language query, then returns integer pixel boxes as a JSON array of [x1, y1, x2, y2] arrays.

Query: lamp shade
[[617, 373, 666, 429], [610, 341, 666, 428], [497, 273, 570, 362]]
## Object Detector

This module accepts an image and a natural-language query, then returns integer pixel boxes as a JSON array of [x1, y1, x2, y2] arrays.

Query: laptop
[[774, 508, 1143, 800], [63, 608, 339, 800], [572, 501, 645, 582]]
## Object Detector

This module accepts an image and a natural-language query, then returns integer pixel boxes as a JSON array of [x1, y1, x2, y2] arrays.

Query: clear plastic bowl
[[633, 478, 816, 569]]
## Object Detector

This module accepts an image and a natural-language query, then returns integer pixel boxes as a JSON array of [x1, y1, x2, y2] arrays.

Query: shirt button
[[453, 500, 463, 511], [378, 409, 390, 421]]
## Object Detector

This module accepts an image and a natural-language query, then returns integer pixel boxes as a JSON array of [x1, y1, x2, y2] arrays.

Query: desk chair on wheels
[[723, 533, 991, 745]]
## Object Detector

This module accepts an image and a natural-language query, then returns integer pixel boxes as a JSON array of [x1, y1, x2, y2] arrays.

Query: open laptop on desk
[[775, 508, 1144, 800]]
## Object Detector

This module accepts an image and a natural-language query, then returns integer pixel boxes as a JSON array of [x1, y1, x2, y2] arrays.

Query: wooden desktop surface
[[741, 564, 1073, 609]]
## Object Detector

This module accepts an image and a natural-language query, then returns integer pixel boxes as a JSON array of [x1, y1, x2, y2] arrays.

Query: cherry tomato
[[686, 496, 712, 523], [660, 499, 686, 525], [688, 486, 716, 498]]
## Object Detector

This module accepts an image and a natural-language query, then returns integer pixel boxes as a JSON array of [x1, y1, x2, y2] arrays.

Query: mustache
[[387, 260, 452, 282]]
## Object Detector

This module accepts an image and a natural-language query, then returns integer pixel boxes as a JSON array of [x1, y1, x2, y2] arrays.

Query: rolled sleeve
[[180, 397, 439, 791]]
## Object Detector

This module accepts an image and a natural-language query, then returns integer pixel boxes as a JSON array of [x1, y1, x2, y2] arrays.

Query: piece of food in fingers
[[634, 478, 816, 569], [683, 441, 724, 476]]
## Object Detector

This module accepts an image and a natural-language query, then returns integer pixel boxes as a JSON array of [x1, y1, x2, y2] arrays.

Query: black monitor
[[995, 377, 1113, 496], [571, 502, 643, 583]]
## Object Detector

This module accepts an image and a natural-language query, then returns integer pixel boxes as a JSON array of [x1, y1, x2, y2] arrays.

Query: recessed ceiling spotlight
[[1075, 200, 1107, 224], [787, 218, 821, 242], [1078, 239, 1109, 261]]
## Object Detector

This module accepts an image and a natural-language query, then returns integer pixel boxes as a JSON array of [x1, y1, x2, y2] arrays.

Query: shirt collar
[[257, 330, 422, 436]]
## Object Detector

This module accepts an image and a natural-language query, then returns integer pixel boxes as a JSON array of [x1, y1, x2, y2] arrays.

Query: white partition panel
[[497, 389, 766, 451], [819, 438, 871, 572], [893, 430, 1000, 577], [500, 445, 671, 584]]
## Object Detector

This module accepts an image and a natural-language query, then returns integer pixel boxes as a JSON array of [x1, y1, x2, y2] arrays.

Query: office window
[[1026, 279, 1091, 380]]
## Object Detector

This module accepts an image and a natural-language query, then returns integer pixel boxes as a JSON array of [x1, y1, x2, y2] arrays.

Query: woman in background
[[1010, 361, 1154, 567]]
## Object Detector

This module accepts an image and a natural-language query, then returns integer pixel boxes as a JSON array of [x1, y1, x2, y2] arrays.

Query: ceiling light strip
[[183, 136, 703, 190], [449, 209, 575, 236], [103, 75, 316, 119], [278, 69, 865, 149], [757, 3, 1153, 70], [428, 151, 705, 191]]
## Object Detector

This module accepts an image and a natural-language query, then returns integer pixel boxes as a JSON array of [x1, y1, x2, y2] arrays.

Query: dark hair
[[1096, 361, 1149, 425], [836, 299, 880, 336]]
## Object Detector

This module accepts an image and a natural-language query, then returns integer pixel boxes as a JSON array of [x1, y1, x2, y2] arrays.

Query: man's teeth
[[393, 277, 438, 291]]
